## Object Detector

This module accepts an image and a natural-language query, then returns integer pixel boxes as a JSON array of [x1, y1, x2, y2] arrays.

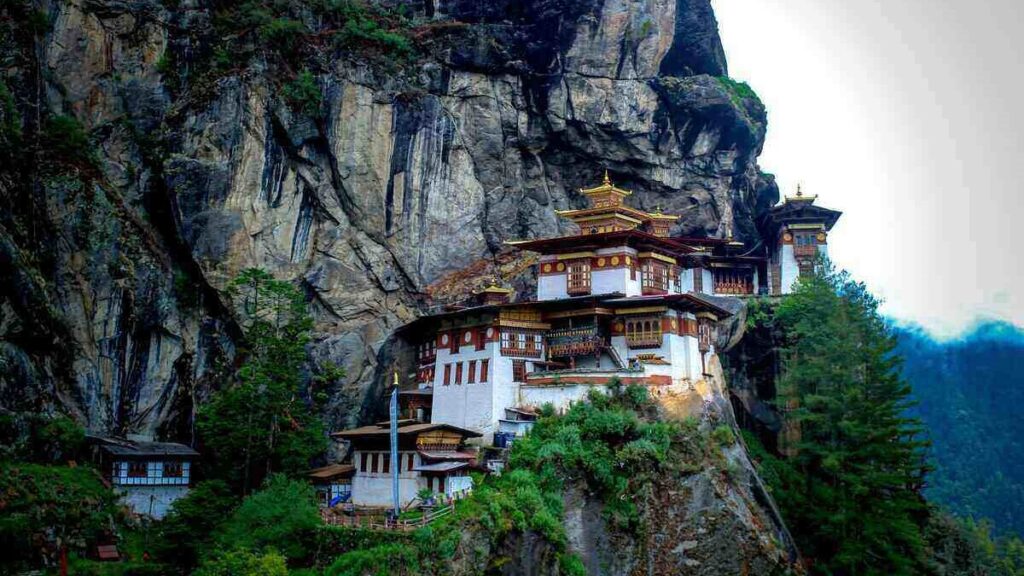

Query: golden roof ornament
[[603, 169, 611, 186]]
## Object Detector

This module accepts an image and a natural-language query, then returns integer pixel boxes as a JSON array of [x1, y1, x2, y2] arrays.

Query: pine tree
[[771, 261, 930, 575], [197, 268, 326, 494]]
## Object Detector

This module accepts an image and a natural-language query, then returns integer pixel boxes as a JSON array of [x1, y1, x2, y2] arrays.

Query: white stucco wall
[[592, 268, 633, 296], [780, 244, 799, 294], [701, 269, 714, 295], [350, 449, 423, 508], [679, 268, 695, 292], [520, 383, 608, 413], [117, 485, 190, 519], [432, 341, 501, 438], [538, 273, 569, 300]]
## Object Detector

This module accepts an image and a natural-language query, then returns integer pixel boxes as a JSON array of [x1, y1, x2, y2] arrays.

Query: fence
[[321, 503, 454, 531]]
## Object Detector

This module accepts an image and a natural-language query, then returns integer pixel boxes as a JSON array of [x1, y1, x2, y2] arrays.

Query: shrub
[[154, 480, 238, 570], [712, 425, 736, 447], [40, 114, 95, 166], [281, 70, 322, 116], [214, 475, 321, 560], [195, 548, 289, 576], [715, 76, 762, 108], [258, 18, 307, 53]]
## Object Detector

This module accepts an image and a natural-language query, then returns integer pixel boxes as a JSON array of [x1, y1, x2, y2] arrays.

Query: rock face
[[0, 0, 776, 436]]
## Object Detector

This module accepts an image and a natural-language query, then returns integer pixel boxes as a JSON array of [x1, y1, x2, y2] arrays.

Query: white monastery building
[[327, 174, 841, 508]]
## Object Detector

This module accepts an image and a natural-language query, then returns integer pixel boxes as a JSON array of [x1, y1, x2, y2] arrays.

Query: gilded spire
[[603, 169, 611, 186]]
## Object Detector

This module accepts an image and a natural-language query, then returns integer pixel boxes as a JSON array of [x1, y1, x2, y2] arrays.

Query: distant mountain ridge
[[896, 320, 1024, 535]]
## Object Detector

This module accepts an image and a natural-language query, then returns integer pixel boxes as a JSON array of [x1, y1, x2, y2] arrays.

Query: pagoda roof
[[397, 291, 733, 338], [764, 189, 842, 232], [506, 229, 698, 257]]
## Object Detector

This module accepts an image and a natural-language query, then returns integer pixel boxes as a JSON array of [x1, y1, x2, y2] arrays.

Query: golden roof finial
[[796, 183, 803, 197], [603, 170, 611, 186], [393, 370, 399, 387]]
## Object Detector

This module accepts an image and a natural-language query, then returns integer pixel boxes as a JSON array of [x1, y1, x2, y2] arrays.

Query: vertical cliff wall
[[0, 0, 777, 436]]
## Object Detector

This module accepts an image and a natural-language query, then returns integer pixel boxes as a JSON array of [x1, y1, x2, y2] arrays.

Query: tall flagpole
[[390, 371, 400, 518]]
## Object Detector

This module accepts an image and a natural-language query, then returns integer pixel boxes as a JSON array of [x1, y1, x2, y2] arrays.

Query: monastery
[[328, 174, 841, 509]]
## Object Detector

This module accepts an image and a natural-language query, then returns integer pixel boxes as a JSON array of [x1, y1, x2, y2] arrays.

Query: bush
[[258, 17, 307, 52], [711, 425, 736, 447], [281, 70, 322, 116], [40, 114, 95, 167], [214, 475, 321, 560], [195, 548, 289, 576], [0, 462, 119, 570], [154, 480, 238, 570], [715, 76, 762, 108]]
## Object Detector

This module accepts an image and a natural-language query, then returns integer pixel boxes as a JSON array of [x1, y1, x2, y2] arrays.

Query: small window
[[163, 461, 183, 478], [360, 452, 369, 472], [566, 259, 591, 295], [407, 453, 415, 472], [128, 462, 148, 478], [476, 329, 487, 351], [512, 360, 527, 382], [455, 362, 463, 385], [449, 331, 459, 354], [443, 364, 451, 386], [480, 359, 489, 383], [381, 453, 390, 474], [468, 360, 477, 384]]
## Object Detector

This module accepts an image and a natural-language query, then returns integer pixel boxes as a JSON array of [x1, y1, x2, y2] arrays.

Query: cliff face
[[0, 0, 776, 436]]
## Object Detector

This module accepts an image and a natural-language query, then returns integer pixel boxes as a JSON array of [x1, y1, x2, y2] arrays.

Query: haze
[[712, 0, 1024, 337]]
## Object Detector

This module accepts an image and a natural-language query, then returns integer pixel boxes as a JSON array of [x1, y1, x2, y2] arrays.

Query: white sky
[[712, 0, 1024, 337]]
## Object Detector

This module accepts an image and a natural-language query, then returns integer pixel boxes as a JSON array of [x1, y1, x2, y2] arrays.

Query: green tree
[[154, 480, 238, 572], [198, 268, 325, 493], [214, 475, 321, 561], [769, 261, 930, 574]]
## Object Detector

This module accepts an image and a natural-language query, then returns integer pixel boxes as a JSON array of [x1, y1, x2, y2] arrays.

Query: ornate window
[[162, 462, 183, 478], [624, 316, 663, 349], [128, 462, 148, 478], [512, 360, 527, 382], [501, 330, 542, 358], [641, 260, 669, 293], [566, 259, 591, 295]]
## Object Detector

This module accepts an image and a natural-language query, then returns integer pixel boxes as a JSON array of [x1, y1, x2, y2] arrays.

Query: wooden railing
[[321, 503, 455, 531]]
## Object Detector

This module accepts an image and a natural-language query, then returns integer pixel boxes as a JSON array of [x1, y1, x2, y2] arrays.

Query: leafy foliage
[[195, 548, 290, 576], [214, 475, 322, 560], [154, 480, 239, 571], [282, 69, 323, 115], [0, 413, 85, 463], [715, 76, 763, 107], [0, 462, 120, 570], [197, 268, 326, 493], [751, 260, 931, 574]]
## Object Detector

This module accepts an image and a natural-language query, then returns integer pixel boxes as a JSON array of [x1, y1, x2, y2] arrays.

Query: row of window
[[359, 451, 417, 475], [441, 359, 490, 386], [500, 331, 543, 358], [120, 461, 184, 478], [563, 258, 679, 295], [794, 232, 819, 246]]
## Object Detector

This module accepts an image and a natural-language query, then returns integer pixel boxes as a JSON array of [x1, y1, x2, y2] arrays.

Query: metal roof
[[307, 464, 356, 480], [89, 436, 199, 458], [413, 461, 468, 473]]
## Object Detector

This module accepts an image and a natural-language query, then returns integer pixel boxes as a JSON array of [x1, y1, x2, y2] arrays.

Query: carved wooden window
[[128, 462, 148, 478], [480, 359, 489, 383], [162, 461, 183, 478], [468, 360, 477, 384], [641, 260, 669, 293], [566, 259, 591, 295], [698, 320, 713, 351], [512, 360, 527, 382], [624, 316, 663, 349], [501, 330, 542, 358]]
